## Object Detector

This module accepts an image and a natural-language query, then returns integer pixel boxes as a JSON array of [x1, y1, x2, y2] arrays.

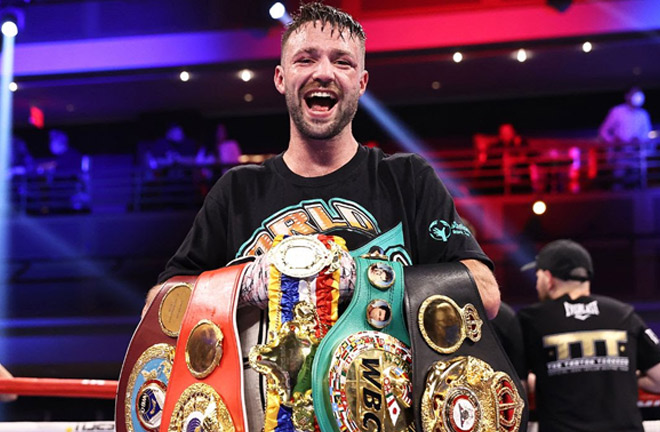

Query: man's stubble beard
[[286, 88, 360, 141]]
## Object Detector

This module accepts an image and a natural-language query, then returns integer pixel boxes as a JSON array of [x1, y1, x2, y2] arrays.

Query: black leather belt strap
[[404, 262, 528, 432]]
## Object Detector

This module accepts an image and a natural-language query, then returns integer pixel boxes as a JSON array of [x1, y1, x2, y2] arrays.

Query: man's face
[[274, 21, 368, 141], [370, 307, 387, 322], [535, 269, 551, 301]]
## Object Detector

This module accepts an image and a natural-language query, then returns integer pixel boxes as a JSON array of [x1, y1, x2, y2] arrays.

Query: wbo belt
[[312, 256, 415, 432], [403, 262, 527, 432], [115, 276, 195, 432], [160, 263, 249, 432]]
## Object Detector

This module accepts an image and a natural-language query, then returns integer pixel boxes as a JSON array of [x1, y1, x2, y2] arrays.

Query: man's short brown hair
[[281, 2, 366, 58]]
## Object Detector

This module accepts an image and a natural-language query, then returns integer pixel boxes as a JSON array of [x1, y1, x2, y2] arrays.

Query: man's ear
[[359, 69, 369, 96], [544, 270, 556, 291], [274, 65, 285, 95]]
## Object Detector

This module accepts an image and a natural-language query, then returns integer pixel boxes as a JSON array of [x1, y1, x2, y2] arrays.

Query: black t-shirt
[[159, 145, 491, 282], [518, 294, 660, 432]]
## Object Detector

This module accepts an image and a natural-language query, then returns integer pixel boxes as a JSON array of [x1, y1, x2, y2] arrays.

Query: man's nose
[[312, 57, 334, 82]]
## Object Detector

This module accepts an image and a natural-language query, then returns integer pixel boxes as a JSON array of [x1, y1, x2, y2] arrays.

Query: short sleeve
[[412, 156, 493, 269], [633, 313, 660, 373]]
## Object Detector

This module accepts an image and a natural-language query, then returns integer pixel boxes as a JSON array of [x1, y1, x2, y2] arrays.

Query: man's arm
[[461, 259, 501, 319], [639, 363, 660, 394], [598, 108, 617, 144]]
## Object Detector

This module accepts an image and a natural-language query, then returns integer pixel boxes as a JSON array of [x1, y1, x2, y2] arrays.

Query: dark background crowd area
[[14, 87, 660, 158]]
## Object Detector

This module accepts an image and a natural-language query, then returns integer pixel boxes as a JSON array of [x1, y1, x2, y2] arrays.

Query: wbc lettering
[[359, 357, 384, 431]]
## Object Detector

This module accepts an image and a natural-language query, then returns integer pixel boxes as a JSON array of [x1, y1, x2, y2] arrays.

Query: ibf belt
[[249, 234, 346, 432], [160, 263, 249, 432], [115, 276, 195, 432], [312, 256, 415, 432], [403, 262, 527, 432]]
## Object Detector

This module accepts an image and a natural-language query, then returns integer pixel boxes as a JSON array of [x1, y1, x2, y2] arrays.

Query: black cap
[[521, 239, 594, 281]]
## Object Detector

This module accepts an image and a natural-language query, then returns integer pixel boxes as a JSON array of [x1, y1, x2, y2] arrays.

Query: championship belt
[[160, 263, 249, 432], [248, 234, 346, 432], [403, 262, 527, 432], [115, 276, 195, 432], [312, 256, 415, 432]]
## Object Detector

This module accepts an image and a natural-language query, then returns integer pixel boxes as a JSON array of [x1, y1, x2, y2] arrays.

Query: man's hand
[[460, 259, 501, 319], [142, 284, 162, 318]]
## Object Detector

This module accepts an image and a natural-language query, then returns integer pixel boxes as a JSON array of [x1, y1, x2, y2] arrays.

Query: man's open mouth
[[304, 91, 338, 112]]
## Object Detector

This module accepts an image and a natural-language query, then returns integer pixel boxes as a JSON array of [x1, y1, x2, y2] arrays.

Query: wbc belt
[[312, 256, 415, 432], [403, 262, 527, 432], [116, 276, 195, 432], [160, 263, 249, 432]]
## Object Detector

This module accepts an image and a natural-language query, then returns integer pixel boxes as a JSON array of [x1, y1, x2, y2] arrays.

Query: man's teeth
[[309, 92, 335, 99]]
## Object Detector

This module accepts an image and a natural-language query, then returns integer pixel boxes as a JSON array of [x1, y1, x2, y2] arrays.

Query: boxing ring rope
[[0, 377, 117, 399], [0, 377, 656, 431]]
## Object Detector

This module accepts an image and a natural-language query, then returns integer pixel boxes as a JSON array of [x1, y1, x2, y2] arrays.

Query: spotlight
[[582, 41, 592, 53], [1, 20, 17, 38], [244, 93, 254, 102], [269, 2, 286, 20], [516, 48, 528, 63], [8, 82, 17, 92], [239, 69, 254, 82], [179, 71, 190, 82], [452, 52, 463, 63], [1, 7, 24, 37], [532, 200, 547, 215], [431, 81, 441, 90]]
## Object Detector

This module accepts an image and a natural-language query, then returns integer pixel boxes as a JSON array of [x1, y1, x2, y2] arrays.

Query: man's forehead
[[285, 20, 361, 51]]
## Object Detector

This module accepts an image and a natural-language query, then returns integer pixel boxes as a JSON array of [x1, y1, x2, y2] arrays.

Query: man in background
[[519, 239, 660, 432]]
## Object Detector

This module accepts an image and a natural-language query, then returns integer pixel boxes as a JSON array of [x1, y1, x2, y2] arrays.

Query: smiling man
[[152, 2, 499, 428]]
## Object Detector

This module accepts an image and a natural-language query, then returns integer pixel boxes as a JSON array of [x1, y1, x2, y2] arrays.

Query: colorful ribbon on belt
[[250, 234, 347, 432]]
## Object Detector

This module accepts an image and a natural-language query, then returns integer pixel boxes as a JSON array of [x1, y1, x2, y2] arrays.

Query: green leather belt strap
[[312, 257, 411, 432]]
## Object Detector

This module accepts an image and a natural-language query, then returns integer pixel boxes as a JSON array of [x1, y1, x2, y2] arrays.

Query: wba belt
[[403, 262, 527, 432], [312, 256, 415, 432], [116, 276, 195, 432], [160, 263, 249, 432]]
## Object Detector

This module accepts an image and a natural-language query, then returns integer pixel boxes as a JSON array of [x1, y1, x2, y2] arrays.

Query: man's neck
[[284, 128, 359, 178], [551, 282, 591, 300]]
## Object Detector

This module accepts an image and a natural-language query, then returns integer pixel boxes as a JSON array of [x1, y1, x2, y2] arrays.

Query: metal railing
[[8, 142, 660, 214], [424, 139, 660, 196]]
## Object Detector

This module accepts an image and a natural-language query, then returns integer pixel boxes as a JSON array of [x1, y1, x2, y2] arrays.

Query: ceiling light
[[582, 41, 592, 53], [532, 200, 547, 215], [244, 93, 254, 102], [179, 71, 190, 82], [431, 81, 441, 90], [452, 52, 463, 63], [239, 69, 254, 82], [1, 20, 18, 38], [269, 2, 286, 20], [516, 48, 528, 63], [8, 82, 17, 92]]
